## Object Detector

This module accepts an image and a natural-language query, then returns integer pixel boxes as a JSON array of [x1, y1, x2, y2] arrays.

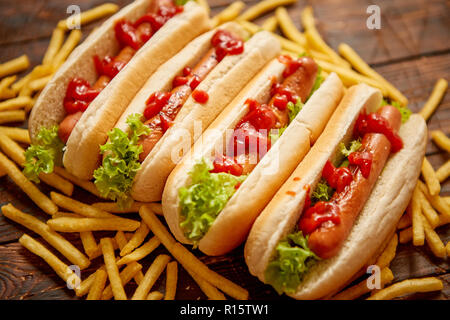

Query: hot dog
[[161, 54, 345, 256], [26, 0, 210, 183], [91, 23, 281, 207], [244, 84, 427, 299]]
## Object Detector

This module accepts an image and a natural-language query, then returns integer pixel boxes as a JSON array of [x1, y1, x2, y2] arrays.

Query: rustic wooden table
[[0, 0, 448, 300]]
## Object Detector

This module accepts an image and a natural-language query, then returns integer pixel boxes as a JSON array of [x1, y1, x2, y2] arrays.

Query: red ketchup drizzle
[[322, 160, 353, 193], [278, 55, 303, 78], [211, 29, 244, 62], [63, 1, 183, 115], [192, 90, 209, 104], [348, 151, 372, 178], [299, 201, 341, 235], [211, 154, 243, 176], [63, 78, 101, 114]]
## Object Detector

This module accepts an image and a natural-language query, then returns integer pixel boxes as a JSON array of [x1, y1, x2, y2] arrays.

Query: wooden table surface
[[0, 0, 449, 300]]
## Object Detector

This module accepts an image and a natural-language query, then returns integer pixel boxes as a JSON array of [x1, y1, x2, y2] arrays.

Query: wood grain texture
[[0, 0, 448, 300]]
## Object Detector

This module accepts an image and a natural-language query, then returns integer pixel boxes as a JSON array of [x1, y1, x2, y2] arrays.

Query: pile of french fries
[[0, 0, 448, 300]]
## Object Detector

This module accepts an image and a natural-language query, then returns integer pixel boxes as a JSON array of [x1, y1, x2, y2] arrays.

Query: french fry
[[53, 212, 83, 219], [421, 157, 441, 196], [430, 130, 450, 153], [0, 88, 16, 100], [331, 267, 394, 300], [139, 206, 248, 300], [446, 242, 450, 256], [0, 126, 30, 144], [0, 96, 33, 112], [2, 203, 90, 269], [211, 1, 245, 27], [436, 160, 450, 182], [53, 166, 104, 198], [47, 217, 140, 232], [131, 254, 171, 300], [275, 7, 306, 46], [88, 237, 119, 260], [418, 180, 450, 220], [316, 59, 387, 95], [18, 65, 54, 97], [164, 261, 178, 300], [86, 269, 108, 300], [0, 75, 17, 91], [0, 55, 30, 78], [185, 267, 227, 300], [338, 43, 408, 105], [261, 16, 278, 32], [120, 223, 150, 257], [101, 237, 127, 300], [42, 27, 65, 65], [101, 262, 143, 300], [115, 231, 145, 284], [19, 234, 82, 287], [421, 215, 446, 258], [0, 110, 25, 124], [147, 291, 164, 300], [75, 271, 97, 297], [92, 201, 159, 214], [419, 78, 448, 121], [411, 184, 425, 246], [0, 134, 74, 196], [299, 6, 314, 29], [117, 236, 160, 266], [28, 75, 52, 93], [397, 205, 412, 229], [0, 152, 57, 215], [58, 3, 119, 30], [367, 277, 443, 300], [80, 231, 98, 259], [238, 0, 296, 21], [417, 188, 440, 228], [399, 227, 413, 244], [52, 29, 82, 69], [375, 233, 398, 269], [50, 192, 115, 218]]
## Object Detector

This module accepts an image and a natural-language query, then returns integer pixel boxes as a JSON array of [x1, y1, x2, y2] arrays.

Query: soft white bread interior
[[62, 1, 210, 179], [29, 0, 152, 141], [162, 61, 343, 255], [244, 84, 427, 299], [131, 30, 281, 202]]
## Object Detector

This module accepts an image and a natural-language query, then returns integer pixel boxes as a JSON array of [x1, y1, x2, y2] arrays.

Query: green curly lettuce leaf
[[265, 231, 319, 294], [339, 138, 362, 158], [23, 125, 64, 183], [93, 114, 150, 209], [179, 158, 247, 244], [381, 99, 411, 123], [308, 66, 324, 100], [311, 179, 333, 204]]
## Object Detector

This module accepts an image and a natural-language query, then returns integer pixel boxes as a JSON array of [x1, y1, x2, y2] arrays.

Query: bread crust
[[42, 1, 210, 179], [161, 60, 344, 255], [244, 85, 427, 299], [131, 30, 281, 202], [29, 0, 152, 141]]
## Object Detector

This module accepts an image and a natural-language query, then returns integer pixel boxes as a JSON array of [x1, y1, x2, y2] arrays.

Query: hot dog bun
[[30, 1, 210, 180], [162, 59, 344, 255], [129, 29, 281, 202], [244, 84, 427, 299]]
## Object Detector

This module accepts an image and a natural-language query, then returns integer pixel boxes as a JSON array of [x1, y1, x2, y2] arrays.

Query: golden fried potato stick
[[52, 29, 82, 69], [164, 261, 178, 300], [275, 7, 306, 46], [238, 0, 296, 21], [196, 0, 210, 15], [2, 203, 90, 269], [411, 184, 425, 246], [419, 78, 448, 121], [332, 267, 394, 300], [436, 160, 450, 183], [117, 236, 161, 266], [101, 237, 127, 300], [131, 254, 171, 300], [0, 152, 57, 215], [19, 233, 81, 287], [0, 55, 30, 78], [42, 27, 65, 65], [261, 16, 278, 32], [211, 1, 245, 27], [338, 43, 408, 105], [185, 266, 227, 300], [50, 192, 114, 218], [101, 262, 143, 300], [421, 157, 441, 196], [418, 180, 450, 220], [430, 130, 450, 153], [417, 187, 440, 228], [147, 291, 164, 300], [53, 166, 104, 198], [139, 206, 248, 300], [0, 126, 30, 144], [375, 233, 398, 269], [0, 110, 25, 124], [421, 215, 446, 258], [397, 205, 412, 229], [58, 3, 119, 31], [47, 217, 140, 232], [399, 227, 413, 244], [0, 96, 33, 112], [115, 231, 145, 285], [80, 231, 98, 259], [86, 269, 108, 300], [367, 277, 443, 300], [120, 223, 150, 257], [28, 75, 52, 93], [92, 201, 159, 214]]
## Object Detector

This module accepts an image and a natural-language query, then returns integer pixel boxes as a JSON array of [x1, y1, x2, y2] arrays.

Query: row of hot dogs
[[26, 0, 427, 299]]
